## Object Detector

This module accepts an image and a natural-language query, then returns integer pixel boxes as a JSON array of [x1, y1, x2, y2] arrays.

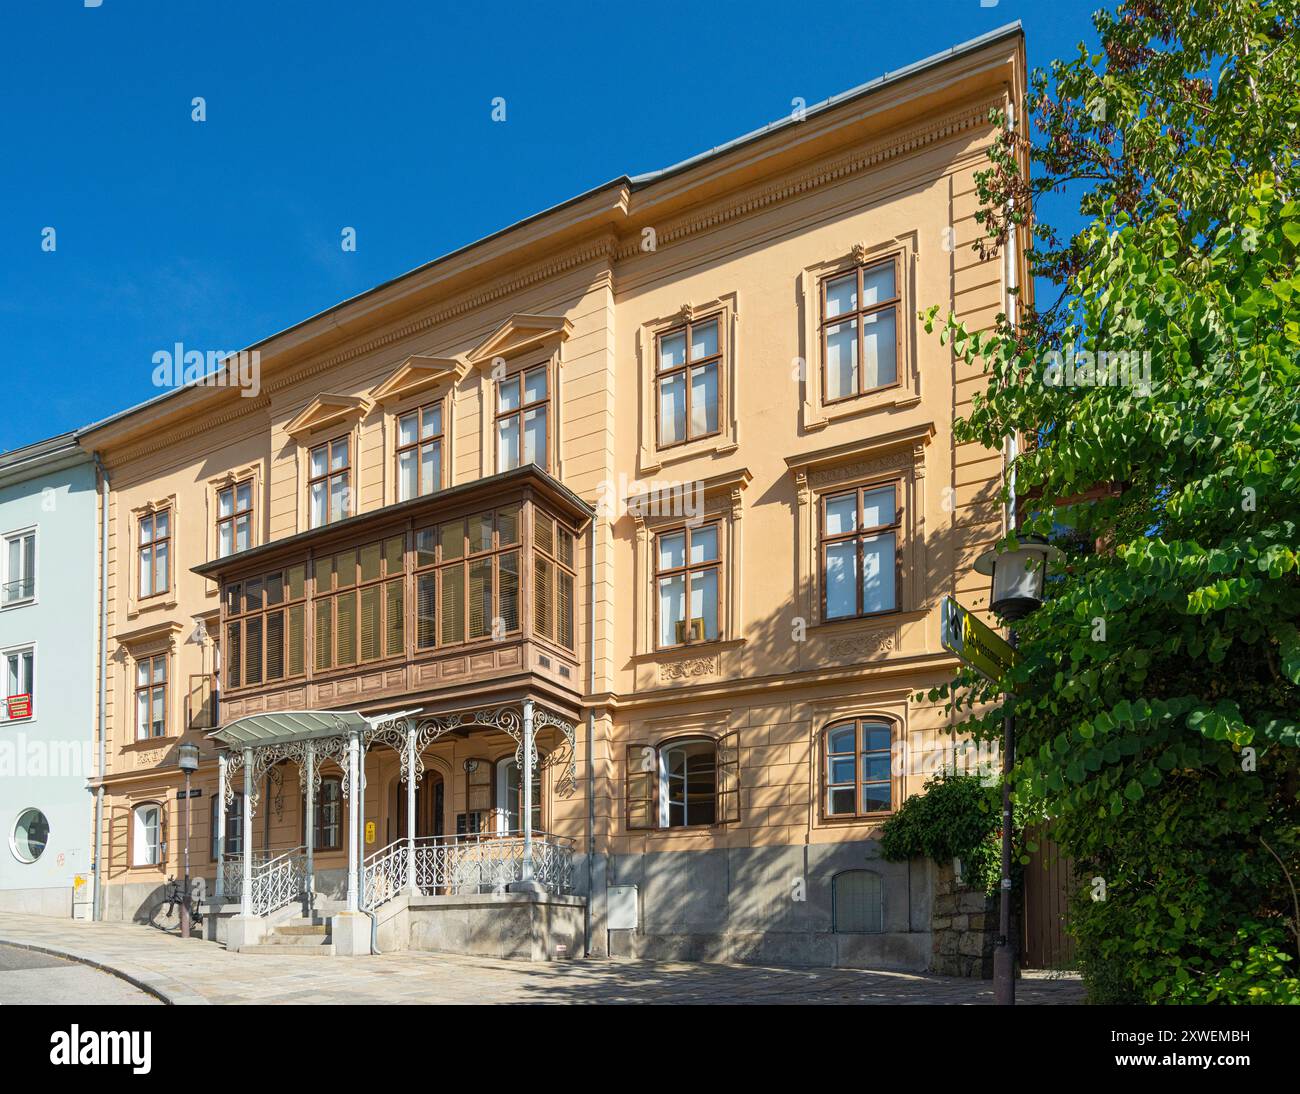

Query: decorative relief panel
[[658, 654, 720, 682], [826, 628, 897, 659]]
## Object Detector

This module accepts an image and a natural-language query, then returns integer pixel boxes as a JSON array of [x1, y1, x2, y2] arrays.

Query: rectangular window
[[138, 509, 171, 599], [2, 529, 36, 606], [656, 316, 721, 448], [222, 564, 308, 689], [414, 505, 522, 649], [2, 645, 34, 721], [821, 483, 899, 620], [309, 536, 405, 673], [134, 654, 167, 739], [655, 523, 721, 648], [306, 778, 342, 851], [496, 365, 548, 472], [309, 437, 350, 528], [397, 402, 444, 501], [211, 793, 243, 860], [821, 257, 900, 403], [533, 510, 576, 649], [216, 480, 253, 558], [824, 720, 894, 818]]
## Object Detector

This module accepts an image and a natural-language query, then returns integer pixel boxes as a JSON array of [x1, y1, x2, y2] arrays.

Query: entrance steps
[[239, 917, 334, 956]]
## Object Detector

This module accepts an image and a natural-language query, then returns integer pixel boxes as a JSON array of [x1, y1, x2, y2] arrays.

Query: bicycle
[[147, 876, 203, 934]]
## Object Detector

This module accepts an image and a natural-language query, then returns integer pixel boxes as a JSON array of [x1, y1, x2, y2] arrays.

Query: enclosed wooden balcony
[[193, 466, 591, 724]]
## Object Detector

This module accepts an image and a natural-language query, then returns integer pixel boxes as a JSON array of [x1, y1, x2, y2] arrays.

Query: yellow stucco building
[[81, 24, 1027, 968]]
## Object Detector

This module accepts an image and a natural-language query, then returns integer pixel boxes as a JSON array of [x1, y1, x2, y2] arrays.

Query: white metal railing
[[219, 847, 280, 898], [363, 833, 575, 912], [249, 845, 306, 916]]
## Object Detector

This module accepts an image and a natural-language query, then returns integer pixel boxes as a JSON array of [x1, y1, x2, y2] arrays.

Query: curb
[[0, 934, 211, 1005]]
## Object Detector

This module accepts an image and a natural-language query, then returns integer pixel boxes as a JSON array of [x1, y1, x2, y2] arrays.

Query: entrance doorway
[[389, 771, 445, 841]]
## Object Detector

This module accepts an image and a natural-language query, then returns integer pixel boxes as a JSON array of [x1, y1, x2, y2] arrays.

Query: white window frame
[[133, 803, 161, 867], [1, 526, 37, 608], [1, 642, 35, 724], [494, 757, 541, 835], [657, 737, 718, 829]]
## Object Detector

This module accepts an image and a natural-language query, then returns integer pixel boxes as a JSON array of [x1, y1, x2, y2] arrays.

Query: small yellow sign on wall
[[365, 821, 376, 845]]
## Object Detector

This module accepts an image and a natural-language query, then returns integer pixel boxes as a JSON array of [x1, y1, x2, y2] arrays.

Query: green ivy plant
[[880, 773, 1020, 897], [922, 0, 1300, 1003]]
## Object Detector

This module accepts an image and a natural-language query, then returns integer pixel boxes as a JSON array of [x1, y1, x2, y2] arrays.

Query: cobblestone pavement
[[0, 913, 1085, 1005]]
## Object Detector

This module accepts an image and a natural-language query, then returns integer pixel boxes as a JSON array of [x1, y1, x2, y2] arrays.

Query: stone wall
[[929, 860, 997, 977]]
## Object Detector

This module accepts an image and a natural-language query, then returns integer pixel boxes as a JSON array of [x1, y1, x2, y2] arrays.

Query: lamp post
[[973, 537, 1058, 1005], [176, 741, 201, 939]]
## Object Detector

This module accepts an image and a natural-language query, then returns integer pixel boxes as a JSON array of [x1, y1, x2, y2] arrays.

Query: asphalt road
[[0, 943, 160, 1005]]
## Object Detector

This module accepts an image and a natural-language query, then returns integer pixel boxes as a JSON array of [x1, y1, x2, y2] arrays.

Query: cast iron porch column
[[214, 752, 227, 900], [405, 721, 419, 894], [509, 699, 544, 894], [240, 746, 253, 916], [304, 740, 315, 911], [345, 729, 359, 913]]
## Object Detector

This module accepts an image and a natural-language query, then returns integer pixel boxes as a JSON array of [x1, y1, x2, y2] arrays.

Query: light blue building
[[0, 432, 98, 915]]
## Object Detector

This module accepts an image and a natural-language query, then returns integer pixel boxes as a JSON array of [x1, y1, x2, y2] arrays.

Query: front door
[[392, 772, 445, 840]]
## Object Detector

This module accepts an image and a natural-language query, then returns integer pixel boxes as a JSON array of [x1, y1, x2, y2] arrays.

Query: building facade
[[0, 434, 98, 916], [82, 25, 1027, 968]]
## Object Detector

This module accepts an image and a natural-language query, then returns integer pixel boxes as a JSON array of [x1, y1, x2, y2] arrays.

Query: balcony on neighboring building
[[193, 466, 592, 725]]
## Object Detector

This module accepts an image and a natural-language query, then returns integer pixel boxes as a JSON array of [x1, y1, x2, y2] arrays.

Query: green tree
[[925, 0, 1300, 1003]]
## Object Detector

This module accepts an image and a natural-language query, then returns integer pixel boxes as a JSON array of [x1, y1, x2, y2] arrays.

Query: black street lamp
[[177, 741, 200, 939], [973, 537, 1058, 1005]]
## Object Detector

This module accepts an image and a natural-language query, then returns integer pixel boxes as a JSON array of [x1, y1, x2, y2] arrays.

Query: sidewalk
[[0, 913, 1086, 1005]]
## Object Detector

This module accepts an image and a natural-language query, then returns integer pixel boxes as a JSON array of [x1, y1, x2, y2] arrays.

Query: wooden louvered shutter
[[625, 743, 657, 830], [716, 730, 740, 824]]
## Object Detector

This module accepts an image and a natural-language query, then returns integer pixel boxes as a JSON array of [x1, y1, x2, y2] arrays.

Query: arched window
[[495, 758, 541, 834], [210, 793, 243, 860], [302, 777, 342, 851], [833, 870, 883, 933], [660, 739, 716, 828], [823, 719, 894, 818], [132, 803, 162, 867], [625, 734, 739, 831]]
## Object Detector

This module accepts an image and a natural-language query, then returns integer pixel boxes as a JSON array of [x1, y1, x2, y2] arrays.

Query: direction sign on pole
[[940, 595, 1016, 682]]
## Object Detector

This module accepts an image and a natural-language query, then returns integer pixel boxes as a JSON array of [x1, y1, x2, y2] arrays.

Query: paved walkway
[[0, 943, 160, 1005], [0, 914, 1085, 1005]]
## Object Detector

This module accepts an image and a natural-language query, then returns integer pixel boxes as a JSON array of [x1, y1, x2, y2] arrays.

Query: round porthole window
[[11, 808, 49, 864]]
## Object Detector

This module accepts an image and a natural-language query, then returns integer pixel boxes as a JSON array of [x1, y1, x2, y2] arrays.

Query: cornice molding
[[615, 97, 1000, 262], [284, 393, 372, 440]]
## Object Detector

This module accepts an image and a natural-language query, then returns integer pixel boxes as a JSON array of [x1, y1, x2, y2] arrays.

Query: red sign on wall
[[6, 694, 32, 719]]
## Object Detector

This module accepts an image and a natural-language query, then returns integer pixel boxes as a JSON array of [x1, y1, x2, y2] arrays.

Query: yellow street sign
[[365, 820, 376, 845], [940, 595, 1016, 682]]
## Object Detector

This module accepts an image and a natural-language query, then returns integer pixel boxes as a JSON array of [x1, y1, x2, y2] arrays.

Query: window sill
[[639, 437, 738, 476], [123, 735, 174, 751], [806, 391, 922, 431], [0, 597, 36, 612], [633, 637, 745, 665]]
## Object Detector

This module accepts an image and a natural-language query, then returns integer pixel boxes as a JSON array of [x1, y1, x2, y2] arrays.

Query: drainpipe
[[1004, 97, 1021, 530], [92, 453, 109, 921], [584, 516, 597, 956]]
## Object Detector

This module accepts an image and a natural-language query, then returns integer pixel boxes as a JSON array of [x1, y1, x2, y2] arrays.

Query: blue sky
[[0, 0, 1101, 452]]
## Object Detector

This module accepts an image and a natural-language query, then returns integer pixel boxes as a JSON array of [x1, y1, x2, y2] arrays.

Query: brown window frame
[[302, 775, 343, 852], [819, 480, 902, 622], [216, 479, 254, 559], [495, 363, 550, 473], [819, 255, 902, 406], [210, 792, 244, 860], [653, 521, 723, 650], [308, 435, 351, 529], [134, 653, 168, 740], [395, 401, 445, 501], [223, 564, 309, 691], [413, 506, 522, 651], [822, 718, 895, 820], [311, 536, 407, 674], [654, 314, 723, 451], [532, 509, 576, 651], [624, 732, 740, 831], [137, 509, 171, 599]]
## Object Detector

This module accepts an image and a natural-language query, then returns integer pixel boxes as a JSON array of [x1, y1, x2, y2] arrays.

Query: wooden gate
[[1021, 827, 1077, 969]]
